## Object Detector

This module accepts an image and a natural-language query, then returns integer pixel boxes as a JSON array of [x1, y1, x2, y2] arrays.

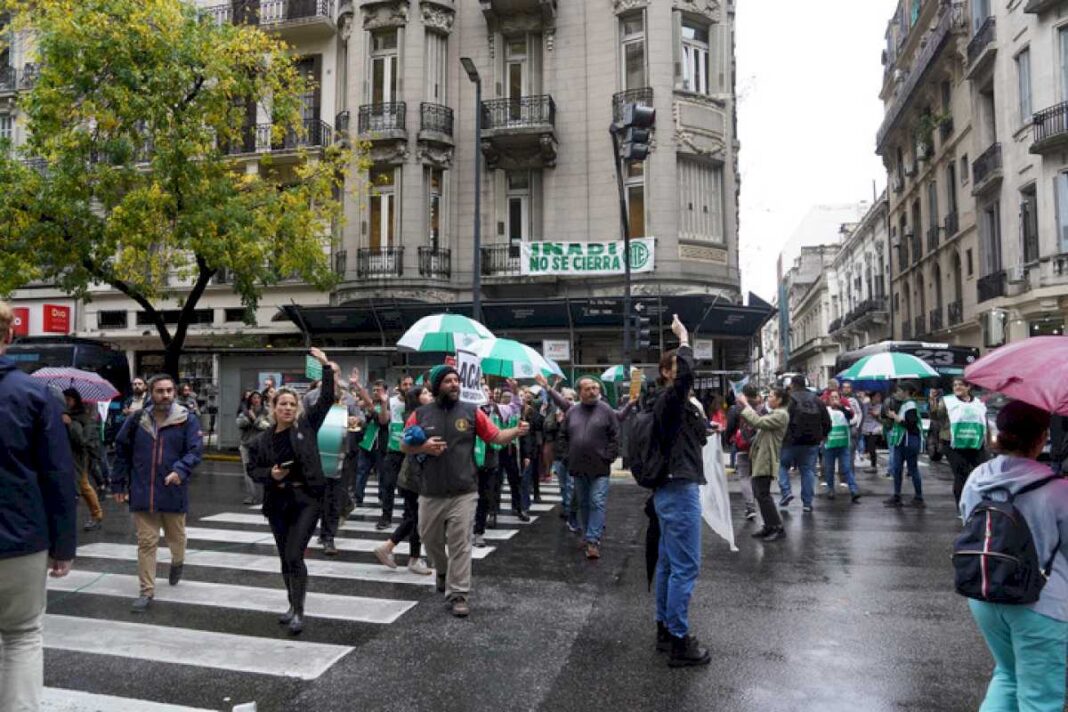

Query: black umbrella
[[644, 495, 660, 590]]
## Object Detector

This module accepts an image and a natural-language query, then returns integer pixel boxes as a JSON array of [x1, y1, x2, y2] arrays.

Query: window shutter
[[672, 11, 683, 89], [713, 23, 731, 95]]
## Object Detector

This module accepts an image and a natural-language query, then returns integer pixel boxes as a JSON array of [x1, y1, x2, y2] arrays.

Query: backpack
[[952, 476, 1061, 605], [628, 405, 667, 489], [790, 392, 824, 445], [733, 417, 756, 452]]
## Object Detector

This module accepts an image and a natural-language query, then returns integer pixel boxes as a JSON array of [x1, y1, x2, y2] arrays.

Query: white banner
[[700, 436, 738, 552], [455, 349, 485, 405], [519, 238, 655, 277], [542, 339, 571, 362]]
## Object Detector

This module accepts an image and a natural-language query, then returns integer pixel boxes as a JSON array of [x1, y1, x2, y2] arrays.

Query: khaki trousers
[[133, 512, 186, 596], [78, 469, 103, 521], [418, 492, 478, 599], [0, 550, 47, 712]]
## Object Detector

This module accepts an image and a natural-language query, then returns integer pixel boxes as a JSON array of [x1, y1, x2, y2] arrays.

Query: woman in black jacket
[[246, 347, 333, 635]]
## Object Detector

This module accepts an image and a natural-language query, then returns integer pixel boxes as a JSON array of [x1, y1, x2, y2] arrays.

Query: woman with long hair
[[374, 385, 434, 575], [236, 391, 271, 505], [245, 348, 333, 635]]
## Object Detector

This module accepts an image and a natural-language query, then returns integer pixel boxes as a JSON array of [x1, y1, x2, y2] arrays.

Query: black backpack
[[952, 476, 1061, 605], [789, 392, 824, 445], [628, 405, 667, 489]]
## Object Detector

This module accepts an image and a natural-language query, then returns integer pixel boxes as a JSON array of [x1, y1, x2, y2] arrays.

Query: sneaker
[[534, 496, 543, 504], [131, 595, 152, 613], [407, 558, 432, 576], [744, 505, 757, 521], [911, 497, 926, 508], [655, 621, 672, 653], [837, 482, 849, 491], [242, 496, 255, 505], [374, 542, 397, 568], [83, 518, 102, 532], [451, 597, 470, 618], [802, 504, 813, 513], [778, 493, 794, 508], [435, 574, 447, 593], [883, 495, 903, 508], [761, 527, 786, 542], [668, 634, 712, 668], [517, 511, 531, 522], [585, 543, 601, 560], [488, 513, 498, 529], [374, 519, 390, 531], [750, 527, 771, 539], [168, 563, 183, 586], [566, 521, 580, 533], [473, 534, 487, 548], [851, 494, 862, 504], [322, 540, 339, 556]]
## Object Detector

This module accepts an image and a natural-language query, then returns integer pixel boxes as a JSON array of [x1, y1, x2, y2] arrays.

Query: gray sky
[[737, 0, 899, 302]]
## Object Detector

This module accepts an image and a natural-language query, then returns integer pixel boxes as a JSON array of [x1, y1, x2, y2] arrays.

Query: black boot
[[655, 622, 672, 653], [750, 526, 771, 538], [288, 575, 306, 635], [668, 634, 711, 668], [278, 572, 295, 625]]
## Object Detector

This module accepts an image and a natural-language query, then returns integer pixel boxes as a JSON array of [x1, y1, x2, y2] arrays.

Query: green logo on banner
[[630, 241, 650, 270]]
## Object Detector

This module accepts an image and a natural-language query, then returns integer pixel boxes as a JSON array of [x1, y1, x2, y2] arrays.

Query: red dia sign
[[11, 307, 29, 336], [42, 304, 71, 333]]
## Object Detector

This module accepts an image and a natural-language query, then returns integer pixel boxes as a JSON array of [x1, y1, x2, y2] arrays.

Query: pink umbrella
[[963, 336, 1068, 415]]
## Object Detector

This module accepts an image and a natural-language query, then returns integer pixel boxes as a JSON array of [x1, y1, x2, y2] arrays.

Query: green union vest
[[359, 405, 382, 451], [945, 395, 987, 450], [889, 400, 917, 448], [387, 397, 405, 453], [825, 408, 850, 449]]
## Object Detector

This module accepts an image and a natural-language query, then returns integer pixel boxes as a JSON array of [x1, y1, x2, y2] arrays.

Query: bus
[[834, 341, 980, 386], [5, 336, 132, 397]]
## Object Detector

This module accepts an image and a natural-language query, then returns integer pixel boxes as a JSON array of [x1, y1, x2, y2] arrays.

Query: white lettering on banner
[[456, 349, 486, 405], [519, 239, 655, 277]]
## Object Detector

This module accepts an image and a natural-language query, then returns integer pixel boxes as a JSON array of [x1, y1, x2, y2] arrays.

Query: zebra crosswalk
[[43, 477, 560, 711]]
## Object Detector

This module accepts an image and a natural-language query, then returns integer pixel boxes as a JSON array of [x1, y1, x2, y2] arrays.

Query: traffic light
[[633, 314, 653, 350], [618, 103, 655, 162]]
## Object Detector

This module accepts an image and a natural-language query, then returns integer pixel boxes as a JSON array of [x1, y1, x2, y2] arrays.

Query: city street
[[42, 455, 993, 712]]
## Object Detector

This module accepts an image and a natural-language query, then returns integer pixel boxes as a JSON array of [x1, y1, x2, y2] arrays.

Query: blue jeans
[[554, 460, 577, 527], [891, 434, 922, 498], [778, 444, 819, 507], [823, 446, 858, 495], [573, 474, 610, 544], [970, 600, 1068, 712], [354, 448, 382, 505], [520, 459, 537, 512], [654, 480, 702, 638]]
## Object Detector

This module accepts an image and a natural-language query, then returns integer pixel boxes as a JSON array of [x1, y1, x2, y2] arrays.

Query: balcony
[[948, 300, 963, 326], [977, 270, 1006, 303], [841, 297, 889, 329], [966, 16, 996, 78], [971, 142, 1002, 196], [480, 0, 557, 30], [1024, 0, 1064, 13], [418, 247, 451, 280], [926, 225, 940, 253], [939, 116, 955, 143], [612, 88, 654, 124], [914, 314, 927, 338], [481, 243, 521, 277], [945, 210, 959, 238], [929, 307, 944, 332], [358, 102, 407, 138], [419, 103, 454, 140], [203, 1, 336, 39], [0, 66, 16, 94], [335, 111, 350, 134], [480, 95, 557, 170], [892, 173, 904, 194], [255, 118, 333, 153], [828, 317, 843, 333], [1031, 102, 1068, 155], [357, 247, 404, 278]]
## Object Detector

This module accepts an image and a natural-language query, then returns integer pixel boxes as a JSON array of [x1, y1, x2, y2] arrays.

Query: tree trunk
[[163, 338, 184, 382]]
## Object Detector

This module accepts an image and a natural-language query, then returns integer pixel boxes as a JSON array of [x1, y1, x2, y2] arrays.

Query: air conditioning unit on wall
[[1005, 264, 1026, 283]]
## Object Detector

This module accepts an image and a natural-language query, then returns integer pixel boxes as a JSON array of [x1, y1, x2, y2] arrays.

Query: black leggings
[[751, 477, 782, 530], [947, 446, 987, 506], [265, 486, 322, 580], [475, 466, 501, 534], [389, 487, 421, 558]]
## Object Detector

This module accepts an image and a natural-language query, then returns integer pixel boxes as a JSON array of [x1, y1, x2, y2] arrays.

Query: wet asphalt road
[[45, 454, 999, 712]]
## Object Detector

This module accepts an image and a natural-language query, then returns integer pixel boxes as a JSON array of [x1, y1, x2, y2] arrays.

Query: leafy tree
[[0, 0, 363, 378]]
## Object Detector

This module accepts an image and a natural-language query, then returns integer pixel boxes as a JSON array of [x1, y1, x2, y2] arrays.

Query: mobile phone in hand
[[279, 460, 294, 469]]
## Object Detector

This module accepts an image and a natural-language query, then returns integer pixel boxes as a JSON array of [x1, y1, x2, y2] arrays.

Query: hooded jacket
[[960, 455, 1068, 622], [113, 402, 203, 514], [651, 344, 707, 485], [0, 357, 78, 561]]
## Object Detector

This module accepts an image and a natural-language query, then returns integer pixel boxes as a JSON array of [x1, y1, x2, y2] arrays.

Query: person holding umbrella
[[62, 388, 105, 532], [884, 381, 924, 508]]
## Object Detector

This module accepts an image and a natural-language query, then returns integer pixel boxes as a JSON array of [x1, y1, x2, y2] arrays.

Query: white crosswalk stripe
[[358, 496, 559, 509], [182, 526, 496, 559], [345, 507, 540, 525], [200, 512, 521, 540], [42, 688, 217, 712]]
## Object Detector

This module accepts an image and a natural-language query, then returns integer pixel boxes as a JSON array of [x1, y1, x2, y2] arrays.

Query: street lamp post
[[461, 57, 482, 323]]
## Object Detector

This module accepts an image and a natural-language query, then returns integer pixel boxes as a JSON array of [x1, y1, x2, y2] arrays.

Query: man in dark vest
[[404, 365, 528, 618]]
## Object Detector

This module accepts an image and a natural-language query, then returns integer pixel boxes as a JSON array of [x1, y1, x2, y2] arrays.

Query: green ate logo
[[630, 241, 650, 270]]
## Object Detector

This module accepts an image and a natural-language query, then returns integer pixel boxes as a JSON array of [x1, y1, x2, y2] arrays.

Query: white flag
[[699, 437, 738, 552]]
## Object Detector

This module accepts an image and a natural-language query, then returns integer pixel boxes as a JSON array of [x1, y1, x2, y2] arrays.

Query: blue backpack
[[952, 476, 1061, 605]]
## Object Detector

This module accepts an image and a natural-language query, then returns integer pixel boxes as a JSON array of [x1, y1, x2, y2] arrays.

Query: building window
[[621, 13, 646, 91], [1017, 49, 1032, 126], [960, 155, 969, 185], [680, 19, 709, 95], [927, 180, 939, 232], [1055, 172, 1068, 254], [1061, 27, 1068, 102], [97, 311, 128, 329], [224, 308, 250, 324], [972, 0, 990, 32], [677, 157, 723, 243], [505, 36, 530, 106], [966, 248, 974, 277], [370, 29, 399, 105], [425, 31, 447, 103], [946, 162, 958, 217], [980, 202, 1002, 276], [1021, 184, 1039, 264], [369, 166, 397, 251], [426, 167, 444, 250], [625, 162, 646, 238], [506, 171, 531, 244]]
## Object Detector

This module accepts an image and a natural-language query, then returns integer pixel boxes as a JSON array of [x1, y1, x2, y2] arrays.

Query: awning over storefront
[[281, 294, 774, 340]]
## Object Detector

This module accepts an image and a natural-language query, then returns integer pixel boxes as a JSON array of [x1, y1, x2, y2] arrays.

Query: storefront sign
[[42, 304, 71, 333], [456, 349, 485, 405], [519, 238, 655, 277], [542, 339, 571, 362], [694, 338, 716, 361], [11, 308, 29, 336]]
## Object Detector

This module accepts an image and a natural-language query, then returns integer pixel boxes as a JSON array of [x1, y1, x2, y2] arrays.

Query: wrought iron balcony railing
[[977, 270, 1006, 302], [357, 247, 403, 278], [945, 210, 959, 237], [358, 102, 406, 134], [1032, 102, 1068, 152], [929, 307, 944, 332], [259, 0, 335, 25], [612, 87, 653, 124], [481, 95, 556, 131], [972, 142, 1002, 187], [948, 300, 963, 326], [420, 103, 454, 137], [418, 247, 451, 279], [926, 225, 940, 253], [255, 118, 333, 151], [967, 16, 996, 67], [481, 243, 522, 276], [914, 314, 927, 337]]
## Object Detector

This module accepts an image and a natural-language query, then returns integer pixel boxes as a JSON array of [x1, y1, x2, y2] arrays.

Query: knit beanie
[[429, 364, 459, 396]]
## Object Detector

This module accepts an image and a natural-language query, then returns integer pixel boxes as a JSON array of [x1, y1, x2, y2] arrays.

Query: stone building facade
[[828, 194, 892, 353]]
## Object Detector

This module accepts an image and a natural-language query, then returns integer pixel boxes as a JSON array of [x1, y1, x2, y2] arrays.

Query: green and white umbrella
[[600, 365, 648, 384], [471, 338, 556, 380], [397, 313, 494, 353], [836, 352, 939, 381]]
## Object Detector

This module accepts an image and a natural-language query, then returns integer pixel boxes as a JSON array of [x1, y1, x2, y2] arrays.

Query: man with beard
[[404, 366, 527, 617]]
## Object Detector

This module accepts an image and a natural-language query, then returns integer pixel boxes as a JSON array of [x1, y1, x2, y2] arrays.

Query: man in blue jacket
[[113, 373, 203, 612], [0, 302, 78, 711]]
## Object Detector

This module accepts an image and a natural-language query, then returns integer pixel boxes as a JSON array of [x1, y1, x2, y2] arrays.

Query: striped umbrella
[[397, 313, 494, 353], [30, 367, 120, 403], [541, 356, 567, 380], [600, 365, 647, 384], [471, 338, 556, 380], [836, 352, 939, 381]]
